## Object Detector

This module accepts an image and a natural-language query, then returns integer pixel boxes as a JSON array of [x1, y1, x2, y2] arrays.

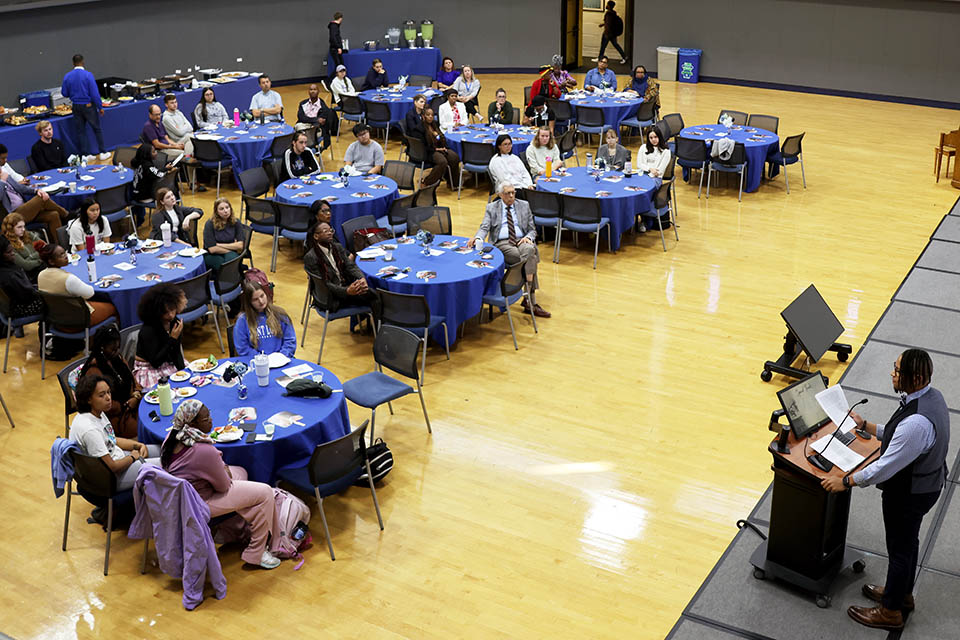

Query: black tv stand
[[761, 330, 851, 382]]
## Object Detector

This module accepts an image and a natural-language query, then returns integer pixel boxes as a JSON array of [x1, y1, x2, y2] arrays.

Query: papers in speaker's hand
[[816, 384, 858, 433]]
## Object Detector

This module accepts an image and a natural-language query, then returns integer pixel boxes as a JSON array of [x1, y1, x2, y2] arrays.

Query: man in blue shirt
[[584, 56, 618, 92], [60, 54, 109, 161], [822, 349, 949, 631]]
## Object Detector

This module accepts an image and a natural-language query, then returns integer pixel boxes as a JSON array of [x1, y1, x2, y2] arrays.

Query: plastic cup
[[264, 423, 275, 437], [68, 182, 77, 193], [254, 354, 269, 387]]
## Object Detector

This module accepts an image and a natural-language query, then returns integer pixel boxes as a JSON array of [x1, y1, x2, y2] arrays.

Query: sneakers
[[619, 59, 627, 64], [98, 152, 112, 161], [258, 550, 281, 569], [637, 222, 647, 233]]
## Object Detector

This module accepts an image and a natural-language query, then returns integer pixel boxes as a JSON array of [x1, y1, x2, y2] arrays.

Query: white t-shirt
[[161, 208, 180, 233], [67, 216, 112, 249], [69, 411, 126, 461]]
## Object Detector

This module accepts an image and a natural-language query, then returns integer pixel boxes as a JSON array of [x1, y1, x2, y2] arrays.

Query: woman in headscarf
[[161, 399, 282, 569], [625, 65, 660, 111]]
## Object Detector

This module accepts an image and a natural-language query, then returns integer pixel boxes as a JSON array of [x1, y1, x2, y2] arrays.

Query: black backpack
[[354, 438, 394, 485], [610, 14, 624, 37]]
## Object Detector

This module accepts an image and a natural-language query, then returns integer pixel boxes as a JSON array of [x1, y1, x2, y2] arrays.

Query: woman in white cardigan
[[636, 128, 672, 232], [488, 135, 533, 193], [438, 89, 469, 133], [525, 127, 564, 180]]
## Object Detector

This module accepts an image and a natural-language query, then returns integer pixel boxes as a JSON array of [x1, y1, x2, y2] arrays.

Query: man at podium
[[822, 349, 950, 631]]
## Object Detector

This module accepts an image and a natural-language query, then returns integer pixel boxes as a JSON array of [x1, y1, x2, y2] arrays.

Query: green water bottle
[[157, 376, 173, 416]]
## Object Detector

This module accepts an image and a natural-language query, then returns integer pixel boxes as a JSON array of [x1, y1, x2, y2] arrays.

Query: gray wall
[[1, 0, 559, 105], [636, 0, 960, 104]]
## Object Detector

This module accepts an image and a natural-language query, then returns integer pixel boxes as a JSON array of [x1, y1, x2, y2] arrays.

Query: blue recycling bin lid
[[678, 49, 702, 56]]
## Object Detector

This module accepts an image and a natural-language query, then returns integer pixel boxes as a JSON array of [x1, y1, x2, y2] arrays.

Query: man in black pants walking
[[822, 348, 950, 631], [328, 12, 345, 71]]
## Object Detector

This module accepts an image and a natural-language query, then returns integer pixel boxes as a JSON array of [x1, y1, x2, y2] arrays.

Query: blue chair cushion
[[562, 218, 610, 233], [376, 216, 407, 235], [103, 210, 130, 223], [767, 152, 798, 166], [198, 158, 232, 169], [676, 158, 705, 169], [482, 290, 523, 309], [382, 315, 445, 337], [209, 283, 242, 305], [343, 371, 414, 408], [47, 316, 117, 339], [2, 312, 43, 329], [341, 113, 363, 122], [710, 161, 745, 172], [280, 229, 308, 242], [534, 216, 560, 227], [313, 303, 372, 322], [249, 223, 275, 235], [178, 306, 209, 324], [276, 464, 362, 498], [462, 164, 489, 173]]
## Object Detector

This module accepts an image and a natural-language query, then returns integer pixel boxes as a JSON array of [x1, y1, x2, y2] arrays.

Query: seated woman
[[77, 325, 142, 438], [637, 127, 672, 233], [487, 88, 515, 125], [488, 135, 533, 193], [193, 87, 229, 128], [438, 89, 468, 134], [404, 95, 427, 144], [1, 212, 43, 282], [280, 131, 320, 182], [436, 57, 459, 90], [360, 59, 390, 91], [597, 128, 630, 171], [329, 65, 357, 105], [0, 236, 44, 326], [69, 375, 160, 491], [451, 65, 482, 120], [66, 199, 112, 252], [304, 221, 379, 327], [625, 65, 660, 111], [233, 280, 296, 357], [203, 198, 245, 271], [421, 107, 461, 189], [131, 143, 176, 225], [133, 282, 186, 388], [150, 187, 202, 246], [161, 399, 281, 569], [36, 241, 118, 326], [525, 127, 564, 180]]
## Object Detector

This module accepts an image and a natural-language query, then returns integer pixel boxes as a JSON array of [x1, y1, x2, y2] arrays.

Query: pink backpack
[[269, 488, 312, 569], [243, 267, 274, 302]]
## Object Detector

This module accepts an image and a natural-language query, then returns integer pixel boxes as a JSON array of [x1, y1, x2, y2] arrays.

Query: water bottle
[[545, 156, 552, 178], [86, 255, 97, 282], [85, 233, 96, 256], [585, 152, 592, 170], [233, 107, 240, 127], [130, 247, 137, 266], [160, 221, 172, 247], [157, 376, 174, 416]]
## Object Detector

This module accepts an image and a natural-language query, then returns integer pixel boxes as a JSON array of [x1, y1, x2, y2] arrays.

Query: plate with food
[[96, 242, 114, 252], [118, 96, 134, 102], [141, 239, 163, 249], [23, 105, 48, 115], [189, 374, 214, 387], [3, 115, 28, 126], [175, 386, 197, 398], [187, 356, 218, 373], [170, 370, 191, 382], [144, 389, 161, 404], [219, 71, 249, 79], [209, 425, 244, 442], [178, 247, 204, 258]]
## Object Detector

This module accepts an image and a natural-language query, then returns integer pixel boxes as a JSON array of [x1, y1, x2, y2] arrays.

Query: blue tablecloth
[[195, 122, 294, 175], [274, 173, 398, 244], [136, 358, 351, 484], [28, 164, 133, 212], [358, 86, 441, 123], [356, 235, 504, 346], [535, 166, 658, 251], [444, 124, 536, 160], [329, 48, 443, 83], [677, 124, 780, 193], [63, 243, 206, 327], [0, 77, 260, 161], [561, 91, 644, 129]]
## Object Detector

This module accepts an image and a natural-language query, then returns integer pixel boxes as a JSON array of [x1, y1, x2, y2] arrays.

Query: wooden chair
[[935, 130, 959, 183]]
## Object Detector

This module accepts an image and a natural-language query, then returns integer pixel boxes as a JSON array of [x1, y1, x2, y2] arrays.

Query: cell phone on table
[[149, 410, 160, 422]]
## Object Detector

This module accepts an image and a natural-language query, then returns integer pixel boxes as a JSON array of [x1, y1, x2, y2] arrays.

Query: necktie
[[506, 204, 518, 246]]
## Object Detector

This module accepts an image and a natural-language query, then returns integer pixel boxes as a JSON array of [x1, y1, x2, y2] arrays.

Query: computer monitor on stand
[[761, 284, 852, 383]]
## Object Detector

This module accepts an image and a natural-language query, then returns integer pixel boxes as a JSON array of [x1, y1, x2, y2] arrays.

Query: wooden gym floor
[[0, 73, 957, 639]]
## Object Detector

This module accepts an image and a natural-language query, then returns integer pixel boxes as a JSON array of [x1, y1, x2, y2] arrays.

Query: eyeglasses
[[893, 365, 901, 375]]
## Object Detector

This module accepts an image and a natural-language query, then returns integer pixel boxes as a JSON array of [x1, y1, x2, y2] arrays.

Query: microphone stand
[[807, 398, 869, 472]]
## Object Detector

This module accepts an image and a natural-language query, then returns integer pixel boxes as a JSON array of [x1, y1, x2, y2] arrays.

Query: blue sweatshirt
[[233, 312, 297, 357]]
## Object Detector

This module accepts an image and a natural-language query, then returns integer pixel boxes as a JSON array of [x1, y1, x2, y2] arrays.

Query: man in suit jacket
[[303, 221, 379, 329], [0, 164, 68, 241], [468, 182, 551, 317]]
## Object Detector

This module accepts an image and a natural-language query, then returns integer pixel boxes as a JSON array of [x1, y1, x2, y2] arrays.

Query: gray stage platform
[[667, 198, 960, 640]]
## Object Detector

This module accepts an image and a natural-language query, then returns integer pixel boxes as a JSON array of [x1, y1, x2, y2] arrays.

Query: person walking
[[60, 54, 110, 162], [594, 1, 627, 64]]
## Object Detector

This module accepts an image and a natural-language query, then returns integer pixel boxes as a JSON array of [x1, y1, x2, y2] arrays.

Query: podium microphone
[[807, 398, 869, 472]]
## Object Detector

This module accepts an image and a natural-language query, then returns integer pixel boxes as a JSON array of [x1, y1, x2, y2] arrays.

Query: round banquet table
[[358, 86, 442, 123], [443, 124, 535, 159], [561, 91, 644, 129], [274, 173, 398, 244], [193, 122, 295, 175], [136, 357, 351, 484], [62, 242, 206, 327], [29, 164, 134, 212], [677, 124, 780, 193], [356, 235, 505, 346], [535, 166, 659, 251]]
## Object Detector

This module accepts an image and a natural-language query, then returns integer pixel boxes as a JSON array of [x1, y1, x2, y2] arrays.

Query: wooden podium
[[749, 423, 881, 607]]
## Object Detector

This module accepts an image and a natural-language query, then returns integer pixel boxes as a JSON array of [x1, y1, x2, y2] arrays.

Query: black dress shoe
[[862, 584, 914, 612], [847, 605, 904, 631]]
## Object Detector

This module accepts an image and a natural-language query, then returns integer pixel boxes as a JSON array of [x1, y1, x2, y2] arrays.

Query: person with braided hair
[[822, 348, 949, 631], [303, 221, 379, 330]]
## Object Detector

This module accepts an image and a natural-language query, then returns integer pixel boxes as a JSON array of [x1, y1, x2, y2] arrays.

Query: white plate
[[178, 247, 204, 258], [187, 358, 218, 373], [141, 239, 162, 249], [144, 390, 160, 404], [96, 242, 114, 251], [175, 386, 197, 398], [219, 71, 249, 78], [170, 370, 190, 382]]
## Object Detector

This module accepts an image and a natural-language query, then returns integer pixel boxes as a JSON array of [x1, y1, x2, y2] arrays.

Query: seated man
[[142, 104, 185, 160], [467, 182, 550, 318], [0, 145, 29, 184], [296, 83, 334, 151], [161, 94, 195, 157], [523, 96, 556, 135], [250, 75, 283, 123], [281, 131, 320, 182], [343, 124, 384, 175], [303, 221, 379, 330], [584, 56, 618, 92], [0, 161, 69, 241], [30, 120, 68, 171]]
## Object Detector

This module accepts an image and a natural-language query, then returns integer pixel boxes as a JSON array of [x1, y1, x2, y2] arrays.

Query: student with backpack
[[596, 1, 627, 64]]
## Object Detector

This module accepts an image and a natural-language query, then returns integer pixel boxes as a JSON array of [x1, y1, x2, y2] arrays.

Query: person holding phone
[[133, 283, 187, 388]]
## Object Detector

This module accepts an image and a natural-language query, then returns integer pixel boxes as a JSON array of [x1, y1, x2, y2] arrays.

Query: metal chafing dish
[[363, 40, 379, 51]]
